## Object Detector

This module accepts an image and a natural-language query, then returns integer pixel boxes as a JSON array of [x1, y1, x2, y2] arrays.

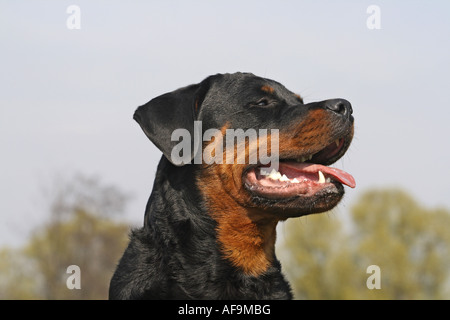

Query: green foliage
[[0, 247, 40, 299], [3, 181, 449, 299], [279, 188, 450, 299], [0, 174, 130, 299], [25, 209, 129, 299]]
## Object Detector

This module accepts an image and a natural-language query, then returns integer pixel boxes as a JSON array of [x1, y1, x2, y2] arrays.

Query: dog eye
[[255, 99, 270, 107]]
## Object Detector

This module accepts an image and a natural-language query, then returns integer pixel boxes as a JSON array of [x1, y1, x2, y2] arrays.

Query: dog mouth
[[243, 137, 355, 200]]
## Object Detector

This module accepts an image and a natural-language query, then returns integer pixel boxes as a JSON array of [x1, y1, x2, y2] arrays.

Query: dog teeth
[[268, 169, 282, 180], [295, 154, 315, 163], [318, 170, 326, 184], [265, 169, 300, 184], [296, 155, 310, 163], [335, 139, 340, 147], [263, 168, 329, 185], [262, 168, 330, 185]]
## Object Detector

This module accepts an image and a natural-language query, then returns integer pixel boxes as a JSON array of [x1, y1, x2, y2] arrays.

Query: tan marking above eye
[[261, 85, 275, 94]]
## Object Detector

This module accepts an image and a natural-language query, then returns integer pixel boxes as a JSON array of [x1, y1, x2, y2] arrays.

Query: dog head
[[134, 72, 355, 218]]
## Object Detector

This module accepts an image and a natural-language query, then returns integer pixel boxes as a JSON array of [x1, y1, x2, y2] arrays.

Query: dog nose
[[324, 99, 353, 119]]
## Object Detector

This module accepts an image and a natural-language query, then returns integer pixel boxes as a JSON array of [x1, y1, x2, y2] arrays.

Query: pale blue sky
[[1, 0, 449, 246]]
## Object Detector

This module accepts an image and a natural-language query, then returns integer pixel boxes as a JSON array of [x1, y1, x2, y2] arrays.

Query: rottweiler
[[109, 72, 355, 299]]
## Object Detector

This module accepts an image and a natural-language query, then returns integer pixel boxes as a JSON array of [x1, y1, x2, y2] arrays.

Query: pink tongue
[[280, 162, 356, 188]]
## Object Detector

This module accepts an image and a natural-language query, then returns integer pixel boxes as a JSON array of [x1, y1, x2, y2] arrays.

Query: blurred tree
[[42, 173, 129, 220], [351, 189, 450, 299], [278, 212, 350, 299], [25, 208, 129, 299], [280, 188, 450, 299], [0, 247, 39, 299], [0, 174, 130, 299]]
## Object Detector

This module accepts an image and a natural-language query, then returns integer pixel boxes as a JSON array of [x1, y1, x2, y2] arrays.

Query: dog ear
[[133, 78, 211, 166]]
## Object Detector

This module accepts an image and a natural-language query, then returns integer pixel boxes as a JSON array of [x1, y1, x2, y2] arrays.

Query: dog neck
[[196, 164, 280, 277], [212, 207, 279, 276], [147, 158, 280, 277]]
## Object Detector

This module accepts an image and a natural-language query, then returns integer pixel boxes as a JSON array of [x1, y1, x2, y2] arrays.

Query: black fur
[[109, 157, 292, 299], [109, 72, 354, 299]]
